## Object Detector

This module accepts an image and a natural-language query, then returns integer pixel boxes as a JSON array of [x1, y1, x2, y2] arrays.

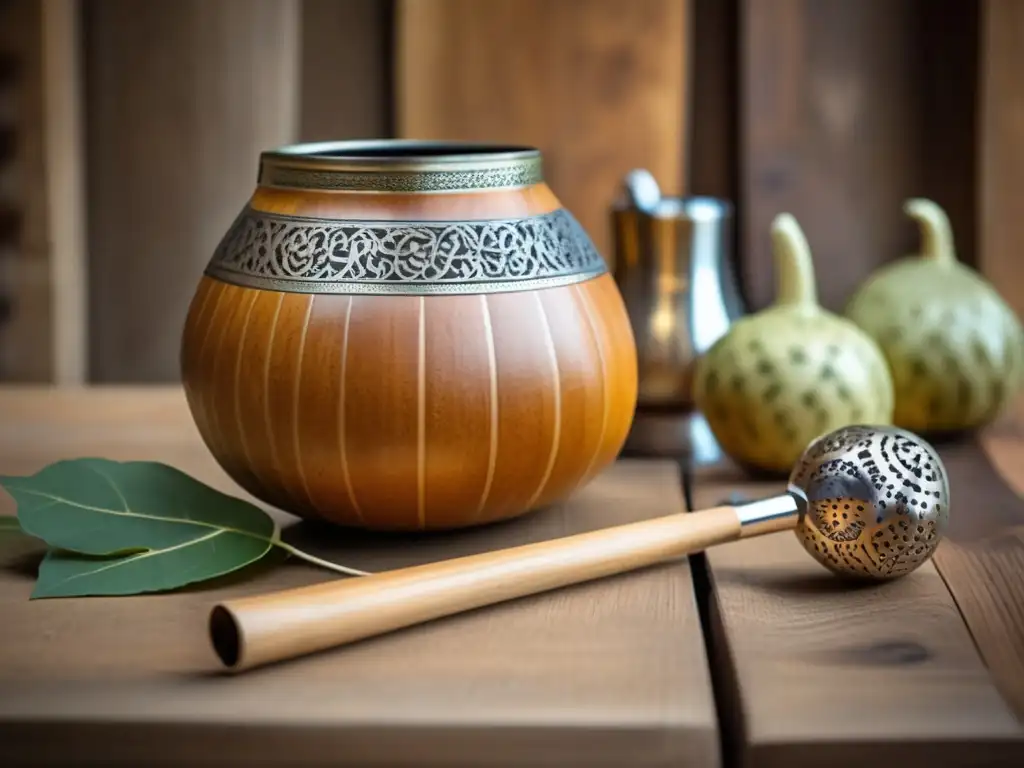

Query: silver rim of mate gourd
[[202, 140, 608, 296], [258, 140, 544, 193]]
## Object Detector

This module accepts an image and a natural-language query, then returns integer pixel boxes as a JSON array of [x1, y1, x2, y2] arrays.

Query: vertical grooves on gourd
[[525, 292, 561, 510], [475, 294, 499, 520], [574, 283, 608, 485], [195, 282, 228, 453], [208, 285, 240, 461], [337, 295, 363, 523], [589, 276, 634, 468], [262, 293, 286, 490], [292, 295, 316, 512], [417, 296, 427, 529], [233, 291, 260, 476], [182, 280, 216, 425], [182, 279, 214, 383]]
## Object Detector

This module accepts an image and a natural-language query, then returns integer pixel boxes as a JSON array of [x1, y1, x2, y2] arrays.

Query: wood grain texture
[[40, 0, 87, 384], [298, 0, 391, 141], [395, 0, 688, 263], [690, 449, 1024, 767], [84, 0, 300, 383], [739, 0, 978, 313], [932, 395, 1024, 721], [688, 0, 738, 199], [0, 386, 717, 768], [979, 0, 1024, 320], [180, 273, 637, 531], [0, 0, 54, 382]]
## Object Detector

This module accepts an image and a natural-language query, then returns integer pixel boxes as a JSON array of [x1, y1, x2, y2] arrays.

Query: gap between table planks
[[687, 395, 1024, 768], [0, 386, 719, 768]]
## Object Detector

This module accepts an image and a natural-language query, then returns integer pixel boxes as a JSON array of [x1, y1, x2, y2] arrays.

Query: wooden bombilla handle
[[209, 495, 799, 671]]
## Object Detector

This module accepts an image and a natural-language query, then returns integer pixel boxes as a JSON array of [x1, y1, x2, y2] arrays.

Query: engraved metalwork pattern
[[257, 140, 543, 193], [260, 161, 542, 193], [787, 425, 949, 580], [205, 208, 607, 295]]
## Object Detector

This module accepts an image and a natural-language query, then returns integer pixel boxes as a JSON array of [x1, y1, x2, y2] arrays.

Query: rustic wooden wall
[[84, 0, 302, 383], [0, 0, 53, 383], [82, 0, 398, 383], [298, 0, 391, 141], [737, 0, 978, 313], [688, 0, 737, 201], [395, 0, 689, 264], [3, 0, 1018, 383], [979, 0, 1024, 321]]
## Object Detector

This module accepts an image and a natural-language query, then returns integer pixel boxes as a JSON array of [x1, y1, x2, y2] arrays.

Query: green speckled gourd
[[845, 198, 1024, 434], [693, 214, 895, 475]]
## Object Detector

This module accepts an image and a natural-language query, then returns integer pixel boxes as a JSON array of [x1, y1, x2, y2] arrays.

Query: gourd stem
[[904, 198, 955, 266], [771, 213, 818, 308]]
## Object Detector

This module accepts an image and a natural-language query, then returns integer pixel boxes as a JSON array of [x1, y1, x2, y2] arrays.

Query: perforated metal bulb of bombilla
[[730, 424, 950, 580]]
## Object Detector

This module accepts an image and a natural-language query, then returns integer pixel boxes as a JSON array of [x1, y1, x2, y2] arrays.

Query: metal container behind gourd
[[611, 170, 744, 412]]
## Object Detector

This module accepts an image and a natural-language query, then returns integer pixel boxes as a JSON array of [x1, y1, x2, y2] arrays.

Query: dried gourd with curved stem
[[694, 214, 894, 474], [845, 198, 1024, 434]]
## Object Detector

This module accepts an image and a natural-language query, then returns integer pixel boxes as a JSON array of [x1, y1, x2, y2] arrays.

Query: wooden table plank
[[931, 397, 1024, 721], [0, 386, 719, 767], [689, 405, 1024, 767]]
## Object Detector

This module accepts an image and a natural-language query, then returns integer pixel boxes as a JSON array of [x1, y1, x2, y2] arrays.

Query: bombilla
[[209, 425, 950, 672]]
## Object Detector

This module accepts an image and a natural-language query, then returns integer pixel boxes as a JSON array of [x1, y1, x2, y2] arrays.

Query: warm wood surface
[[41, 0, 87, 385], [689, 398, 1024, 767], [298, 0, 390, 142], [738, 0, 978, 313], [0, 387, 717, 767], [395, 0, 688, 264], [0, 0, 54, 382], [84, 0, 300, 383], [979, 0, 1024, 321], [688, 0, 737, 200], [932, 397, 1024, 721], [180, 274, 637, 531]]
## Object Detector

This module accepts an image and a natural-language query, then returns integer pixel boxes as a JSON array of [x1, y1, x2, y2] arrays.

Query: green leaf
[[32, 540, 272, 599], [0, 458, 278, 598], [1, 459, 277, 554]]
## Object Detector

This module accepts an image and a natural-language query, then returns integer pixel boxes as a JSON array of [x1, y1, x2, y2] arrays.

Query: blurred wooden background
[[0, 0, 1020, 384]]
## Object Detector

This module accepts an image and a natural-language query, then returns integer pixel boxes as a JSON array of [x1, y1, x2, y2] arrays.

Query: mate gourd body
[[180, 141, 639, 531], [694, 214, 894, 474], [845, 199, 1024, 433]]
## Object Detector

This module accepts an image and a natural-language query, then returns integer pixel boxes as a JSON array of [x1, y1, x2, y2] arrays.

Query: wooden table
[[689, 395, 1024, 767], [1, 386, 1023, 767], [0, 386, 718, 768]]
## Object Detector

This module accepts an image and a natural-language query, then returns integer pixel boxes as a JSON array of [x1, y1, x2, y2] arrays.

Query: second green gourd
[[845, 199, 1024, 434]]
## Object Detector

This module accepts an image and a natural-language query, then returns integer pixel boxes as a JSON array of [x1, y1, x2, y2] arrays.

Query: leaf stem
[[273, 541, 371, 577]]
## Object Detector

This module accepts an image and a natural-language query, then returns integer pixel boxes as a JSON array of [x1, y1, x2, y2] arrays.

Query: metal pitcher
[[611, 169, 744, 412]]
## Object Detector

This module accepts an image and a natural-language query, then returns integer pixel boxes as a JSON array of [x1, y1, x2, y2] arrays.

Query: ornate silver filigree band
[[204, 208, 608, 295]]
